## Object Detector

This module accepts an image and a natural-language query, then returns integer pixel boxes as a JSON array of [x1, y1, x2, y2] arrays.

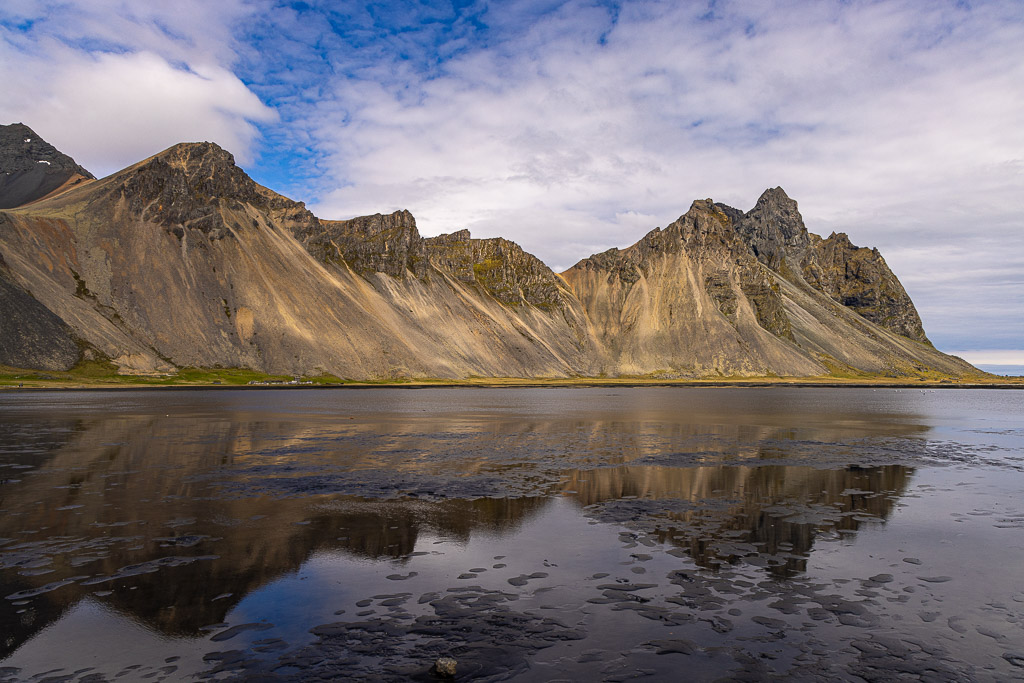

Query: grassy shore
[[1, 362, 1021, 390]]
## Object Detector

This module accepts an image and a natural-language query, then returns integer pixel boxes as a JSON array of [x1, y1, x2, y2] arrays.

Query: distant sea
[[975, 364, 1024, 377]]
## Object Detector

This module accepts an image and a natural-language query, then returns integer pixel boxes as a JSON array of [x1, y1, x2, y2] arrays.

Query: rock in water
[[433, 656, 457, 676]]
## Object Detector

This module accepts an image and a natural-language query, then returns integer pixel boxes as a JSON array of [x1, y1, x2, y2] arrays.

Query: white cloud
[[0, 50, 276, 177], [1, 0, 258, 65], [0, 0, 275, 176], [948, 350, 1024, 366]]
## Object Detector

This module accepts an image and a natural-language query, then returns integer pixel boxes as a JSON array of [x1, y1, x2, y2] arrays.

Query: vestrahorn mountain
[[0, 123, 976, 379]]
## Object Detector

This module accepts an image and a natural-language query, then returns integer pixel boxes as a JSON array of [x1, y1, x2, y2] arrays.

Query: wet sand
[[0, 387, 1022, 681]]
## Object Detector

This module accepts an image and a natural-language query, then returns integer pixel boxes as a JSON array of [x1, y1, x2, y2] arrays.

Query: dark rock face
[[0, 123, 94, 208], [116, 142, 320, 241], [731, 187, 926, 343], [677, 201, 793, 338], [802, 232, 928, 343], [0, 248, 80, 370], [734, 187, 810, 274], [704, 272, 738, 318], [319, 211, 425, 278], [319, 212, 571, 309], [739, 274, 792, 340], [425, 231, 570, 308]]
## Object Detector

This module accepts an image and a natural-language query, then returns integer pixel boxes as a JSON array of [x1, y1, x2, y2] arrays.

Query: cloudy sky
[[1, 0, 1021, 364]]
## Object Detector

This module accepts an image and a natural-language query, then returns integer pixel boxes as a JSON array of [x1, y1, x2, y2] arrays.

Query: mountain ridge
[[0, 123, 95, 209], [0, 125, 979, 380]]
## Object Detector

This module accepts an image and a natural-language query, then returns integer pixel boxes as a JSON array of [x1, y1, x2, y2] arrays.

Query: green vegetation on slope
[[0, 360, 1018, 390]]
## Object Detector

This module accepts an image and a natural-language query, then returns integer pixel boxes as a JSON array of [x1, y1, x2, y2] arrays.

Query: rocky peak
[[318, 216, 569, 309], [154, 141, 249, 180], [424, 232, 569, 308], [429, 229, 471, 244], [712, 202, 745, 227], [317, 210, 424, 278], [670, 199, 747, 251], [824, 231, 878, 256], [112, 141, 317, 240], [334, 209, 417, 238], [0, 122, 95, 208], [131, 142, 265, 206], [735, 186, 810, 271], [802, 231, 928, 343]]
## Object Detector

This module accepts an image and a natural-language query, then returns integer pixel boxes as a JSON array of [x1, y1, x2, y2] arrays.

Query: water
[[0, 387, 1022, 681]]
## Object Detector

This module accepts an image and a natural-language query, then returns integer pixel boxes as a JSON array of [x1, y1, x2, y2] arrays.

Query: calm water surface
[[0, 387, 1022, 681]]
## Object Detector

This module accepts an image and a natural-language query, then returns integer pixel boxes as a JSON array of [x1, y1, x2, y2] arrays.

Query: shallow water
[[0, 387, 1022, 681]]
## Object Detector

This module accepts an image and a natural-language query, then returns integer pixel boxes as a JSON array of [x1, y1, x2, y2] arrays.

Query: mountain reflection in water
[[565, 464, 909, 576], [0, 388, 929, 669]]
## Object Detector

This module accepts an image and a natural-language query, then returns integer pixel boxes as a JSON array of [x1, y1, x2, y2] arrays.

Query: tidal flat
[[0, 387, 1022, 681]]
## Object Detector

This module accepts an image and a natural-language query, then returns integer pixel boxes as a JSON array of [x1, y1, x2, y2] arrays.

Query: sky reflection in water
[[0, 387, 1022, 680]]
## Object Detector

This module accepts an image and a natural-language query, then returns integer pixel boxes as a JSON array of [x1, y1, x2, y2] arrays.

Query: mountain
[[0, 125, 978, 379], [0, 123, 94, 209], [0, 249, 80, 370], [561, 189, 968, 377], [0, 138, 599, 377]]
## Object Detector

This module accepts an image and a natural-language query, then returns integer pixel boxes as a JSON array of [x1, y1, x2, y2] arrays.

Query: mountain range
[[0, 122, 977, 380]]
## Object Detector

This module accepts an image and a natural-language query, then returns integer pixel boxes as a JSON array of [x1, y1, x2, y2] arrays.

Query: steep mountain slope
[[0, 123, 94, 209], [733, 187, 928, 343], [0, 141, 598, 377], [802, 230, 927, 343], [0, 250, 80, 370], [0, 128, 978, 379], [561, 189, 973, 377]]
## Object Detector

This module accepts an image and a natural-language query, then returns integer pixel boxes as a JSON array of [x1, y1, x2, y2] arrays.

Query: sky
[[1, 0, 1021, 363]]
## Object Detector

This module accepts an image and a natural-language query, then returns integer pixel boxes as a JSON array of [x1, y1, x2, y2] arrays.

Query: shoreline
[[2, 377, 1023, 391]]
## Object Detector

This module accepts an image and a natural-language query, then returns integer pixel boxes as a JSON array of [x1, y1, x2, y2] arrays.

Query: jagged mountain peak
[[150, 141, 237, 173], [97, 140, 321, 241], [667, 198, 740, 245], [756, 185, 791, 202], [734, 186, 809, 271], [328, 209, 418, 238], [746, 186, 803, 231], [563, 186, 936, 354], [319, 211, 571, 309], [0, 128, 969, 378], [422, 229, 574, 308], [0, 122, 95, 208], [316, 210, 422, 277], [686, 197, 740, 225], [431, 228, 471, 242], [124, 140, 254, 195]]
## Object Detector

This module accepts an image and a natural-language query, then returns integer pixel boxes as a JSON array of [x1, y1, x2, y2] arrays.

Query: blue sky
[[1, 0, 1022, 363]]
